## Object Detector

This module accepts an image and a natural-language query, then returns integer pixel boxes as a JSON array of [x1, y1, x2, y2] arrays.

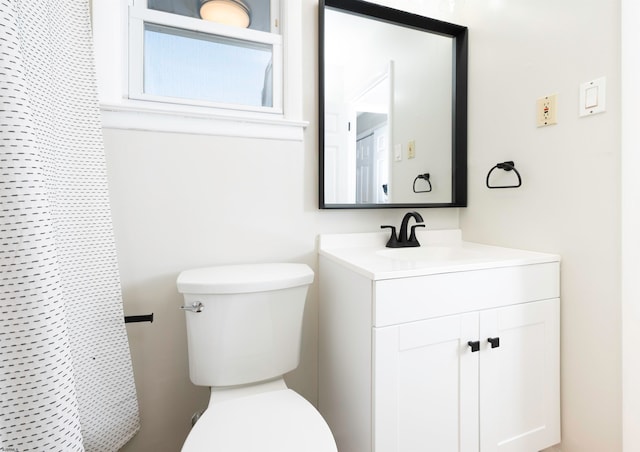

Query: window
[[142, 23, 274, 108], [129, 0, 282, 112], [91, 0, 305, 140]]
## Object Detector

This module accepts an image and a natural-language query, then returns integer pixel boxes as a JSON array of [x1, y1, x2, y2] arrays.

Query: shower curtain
[[0, 1, 140, 451]]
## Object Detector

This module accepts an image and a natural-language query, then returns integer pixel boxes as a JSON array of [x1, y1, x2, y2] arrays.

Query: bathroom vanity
[[318, 230, 560, 452]]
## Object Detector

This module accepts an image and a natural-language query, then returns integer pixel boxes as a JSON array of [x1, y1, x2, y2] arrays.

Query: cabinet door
[[479, 298, 561, 452], [374, 312, 480, 452]]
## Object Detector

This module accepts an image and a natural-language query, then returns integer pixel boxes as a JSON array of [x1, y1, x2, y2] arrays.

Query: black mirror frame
[[319, 0, 468, 209]]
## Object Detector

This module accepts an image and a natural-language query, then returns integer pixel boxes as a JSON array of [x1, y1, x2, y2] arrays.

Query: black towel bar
[[124, 313, 154, 324]]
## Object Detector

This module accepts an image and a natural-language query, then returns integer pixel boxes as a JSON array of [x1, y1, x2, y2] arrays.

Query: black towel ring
[[413, 173, 432, 193], [486, 161, 522, 189]]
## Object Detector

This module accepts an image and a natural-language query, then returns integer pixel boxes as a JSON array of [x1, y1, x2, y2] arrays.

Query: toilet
[[177, 263, 337, 452]]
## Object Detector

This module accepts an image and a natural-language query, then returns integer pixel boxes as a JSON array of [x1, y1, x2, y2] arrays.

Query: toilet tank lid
[[176, 263, 314, 294]]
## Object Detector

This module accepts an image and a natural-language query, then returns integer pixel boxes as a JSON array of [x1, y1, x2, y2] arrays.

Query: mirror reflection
[[320, 0, 468, 208]]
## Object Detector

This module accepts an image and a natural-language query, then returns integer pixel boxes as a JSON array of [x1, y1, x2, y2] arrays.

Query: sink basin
[[376, 245, 482, 262], [318, 229, 561, 280]]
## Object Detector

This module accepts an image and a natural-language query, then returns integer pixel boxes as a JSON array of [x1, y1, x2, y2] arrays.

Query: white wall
[[103, 1, 623, 451], [452, 1, 621, 452], [105, 132, 454, 452], [358, 0, 622, 451], [106, 2, 458, 449]]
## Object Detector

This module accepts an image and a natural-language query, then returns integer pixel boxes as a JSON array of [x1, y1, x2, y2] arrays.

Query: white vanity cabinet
[[374, 298, 559, 452], [318, 232, 561, 452]]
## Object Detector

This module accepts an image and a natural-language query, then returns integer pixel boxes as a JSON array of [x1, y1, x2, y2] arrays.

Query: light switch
[[585, 86, 599, 109], [579, 77, 606, 117], [394, 144, 402, 162]]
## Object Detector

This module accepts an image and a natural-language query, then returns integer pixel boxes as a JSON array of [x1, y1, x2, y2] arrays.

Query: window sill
[[99, 100, 308, 141]]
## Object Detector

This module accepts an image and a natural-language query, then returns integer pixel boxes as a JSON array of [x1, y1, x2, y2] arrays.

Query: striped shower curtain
[[0, 1, 140, 451]]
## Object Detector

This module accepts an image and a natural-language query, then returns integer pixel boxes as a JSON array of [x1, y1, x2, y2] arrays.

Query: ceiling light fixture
[[199, 0, 251, 28]]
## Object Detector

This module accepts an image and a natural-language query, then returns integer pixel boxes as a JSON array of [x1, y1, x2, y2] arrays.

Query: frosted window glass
[[144, 23, 273, 107]]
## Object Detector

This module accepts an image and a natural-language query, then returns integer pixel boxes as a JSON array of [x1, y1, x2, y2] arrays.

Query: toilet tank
[[177, 263, 314, 387]]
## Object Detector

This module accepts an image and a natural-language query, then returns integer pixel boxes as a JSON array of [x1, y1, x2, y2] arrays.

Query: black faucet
[[381, 211, 426, 248]]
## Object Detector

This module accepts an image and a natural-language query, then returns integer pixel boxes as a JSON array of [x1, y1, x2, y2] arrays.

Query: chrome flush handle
[[180, 301, 204, 313]]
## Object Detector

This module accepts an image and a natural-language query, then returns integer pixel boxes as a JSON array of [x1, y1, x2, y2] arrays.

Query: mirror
[[319, 0, 468, 209]]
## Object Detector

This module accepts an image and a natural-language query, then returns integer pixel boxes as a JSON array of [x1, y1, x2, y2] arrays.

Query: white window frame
[[91, 0, 306, 140]]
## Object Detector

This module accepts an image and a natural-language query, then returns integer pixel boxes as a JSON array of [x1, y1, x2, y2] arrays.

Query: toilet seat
[[181, 389, 337, 452]]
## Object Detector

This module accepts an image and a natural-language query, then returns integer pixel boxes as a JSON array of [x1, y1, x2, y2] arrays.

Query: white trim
[[92, 0, 130, 101], [128, 6, 282, 44], [99, 101, 307, 140], [271, 0, 281, 32], [622, 0, 640, 450], [280, 0, 302, 121], [91, 0, 305, 140], [128, 13, 144, 101]]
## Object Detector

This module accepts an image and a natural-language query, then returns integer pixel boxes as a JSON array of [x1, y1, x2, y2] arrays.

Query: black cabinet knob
[[467, 340, 480, 352], [488, 337, 500, 348]]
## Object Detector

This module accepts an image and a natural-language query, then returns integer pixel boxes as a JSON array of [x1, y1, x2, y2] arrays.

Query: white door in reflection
[[356, 118, 388, 204], [324, 62, 392, 204]]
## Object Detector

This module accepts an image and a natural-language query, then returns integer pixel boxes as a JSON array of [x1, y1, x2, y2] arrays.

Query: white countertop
[[318, 229, 560, 280]]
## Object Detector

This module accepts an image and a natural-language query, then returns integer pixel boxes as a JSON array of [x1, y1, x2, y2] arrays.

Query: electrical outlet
[[536, 94, 558, 127], [408, 140, 416, 159]]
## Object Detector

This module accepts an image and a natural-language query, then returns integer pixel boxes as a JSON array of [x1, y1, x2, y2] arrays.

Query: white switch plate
[[579, 77, 606, 117], [394, 144, 402, 161]]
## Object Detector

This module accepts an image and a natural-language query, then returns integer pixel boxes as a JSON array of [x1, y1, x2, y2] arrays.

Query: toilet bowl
[[177, 263, 337, 452], [181, 379, 336, 451]]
